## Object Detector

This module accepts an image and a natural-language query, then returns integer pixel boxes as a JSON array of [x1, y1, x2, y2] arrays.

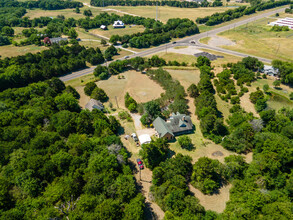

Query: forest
[[0, 78, 146, 219], [0, 44, 105, 91], [90, 0, 221, 8]]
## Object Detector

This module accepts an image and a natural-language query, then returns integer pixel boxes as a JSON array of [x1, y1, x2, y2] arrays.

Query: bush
[[118, 111, 132, 121], [177, 136, 194, 151], [84, 82, 97, 96]]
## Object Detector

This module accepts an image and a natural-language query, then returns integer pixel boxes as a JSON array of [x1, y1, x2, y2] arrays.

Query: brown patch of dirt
[[189, 183, 232, 213], [240, 91, 259, 117], [75, 86, 90, 109]]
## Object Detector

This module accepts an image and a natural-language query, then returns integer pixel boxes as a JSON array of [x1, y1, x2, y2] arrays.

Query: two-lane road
[[60, 6, 286, 82]]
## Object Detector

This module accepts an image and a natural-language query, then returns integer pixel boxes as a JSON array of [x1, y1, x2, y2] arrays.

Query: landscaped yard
[[218, 14, 293, 62]]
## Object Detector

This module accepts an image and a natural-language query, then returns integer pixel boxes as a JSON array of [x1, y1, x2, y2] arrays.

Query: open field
[[71, 70, 165, 109], [108, 6, 230, 23], [218, 14, 293, 62], [24, 7, 104, 19], [90, 25, 145, 39], [0, 44, 47, 58]]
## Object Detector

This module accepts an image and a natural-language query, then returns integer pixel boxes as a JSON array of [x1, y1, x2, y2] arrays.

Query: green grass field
[[218, 14, 293, 62]]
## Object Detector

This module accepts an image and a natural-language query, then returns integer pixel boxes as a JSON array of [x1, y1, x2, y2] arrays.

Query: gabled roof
[[85, 99, 104, 111], [153, 113, 193, 138], [153, 117, 174, 137]]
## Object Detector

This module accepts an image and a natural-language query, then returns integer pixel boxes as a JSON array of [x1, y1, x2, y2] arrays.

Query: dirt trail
[[189, 183, 232, 213], [121, 138, 164, 219]]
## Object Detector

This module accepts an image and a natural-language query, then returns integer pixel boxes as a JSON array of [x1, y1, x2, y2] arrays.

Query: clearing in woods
[[218, 13, 293, 62], [74, 70, 164, 109]]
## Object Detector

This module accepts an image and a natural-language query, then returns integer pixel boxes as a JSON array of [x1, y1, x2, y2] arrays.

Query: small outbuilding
[[261, 65, 279, 76], [100, 25, 107, 30], [49, 37, 68, 44], [138, 134, 152, 145], [85, 99, 104, 111], [113, 20, 125, 28]]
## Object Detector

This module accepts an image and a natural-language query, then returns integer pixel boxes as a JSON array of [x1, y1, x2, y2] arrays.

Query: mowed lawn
[[109, 6, 229, 23], [218, 14, 293, 62], [90, 25, 145, 39]]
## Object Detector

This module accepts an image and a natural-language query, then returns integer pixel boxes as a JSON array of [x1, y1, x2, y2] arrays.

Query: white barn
[[138, 134, 151, 145]]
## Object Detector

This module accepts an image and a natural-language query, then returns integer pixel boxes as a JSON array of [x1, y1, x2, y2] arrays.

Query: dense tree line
[[0, 78, 146, 219], [0, 44, 105, 91], [0, 0, 83, 10], [272, 59, 293, 86], [193, 57, 228, 143], [90, 0, 218, 8], [196, 0, 292, 26]]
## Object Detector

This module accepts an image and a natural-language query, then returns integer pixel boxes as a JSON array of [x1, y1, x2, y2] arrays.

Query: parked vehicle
[[137, 158, 144, 169], [131, 133, 138, 142]]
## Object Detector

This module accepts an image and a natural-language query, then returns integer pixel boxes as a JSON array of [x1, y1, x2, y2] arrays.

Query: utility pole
[[156, 1, 158, 21]]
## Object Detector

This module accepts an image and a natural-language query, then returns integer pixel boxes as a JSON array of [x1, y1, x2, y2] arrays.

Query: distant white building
[[100, 25, 107, 30], [113, 20, 125, 28], [261, 65, 279, 76], [85, 99, 104, 111], [269, 17, 293, 30]]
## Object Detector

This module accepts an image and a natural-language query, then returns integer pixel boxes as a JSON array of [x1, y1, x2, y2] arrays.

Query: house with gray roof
[[153, 113, 193, 140], [85, 99, 104, 111]]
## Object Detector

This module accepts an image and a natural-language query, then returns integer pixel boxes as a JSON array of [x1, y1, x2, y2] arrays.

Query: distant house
[[49, 37, 68, 44], [261, 65, 279, 76], [100, 25, 107, 30], [153, 113, 193, 140], [85, 99, 104, 111], [113, 20, 125, 28]]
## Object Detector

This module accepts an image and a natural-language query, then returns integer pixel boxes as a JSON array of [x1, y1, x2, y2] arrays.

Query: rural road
[[60, 6, 286, 82]]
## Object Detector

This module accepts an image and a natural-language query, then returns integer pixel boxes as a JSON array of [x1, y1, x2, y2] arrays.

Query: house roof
[[154, 113, 193, 138], [50, 37, 67, 43], [85, 99, 104, 111], [153, 117, 174, 137]]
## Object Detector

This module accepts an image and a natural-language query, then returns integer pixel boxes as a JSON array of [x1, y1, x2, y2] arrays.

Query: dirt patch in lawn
[[189, 183, 232, 213], [75, 86, 91, 109], [96, 70, 164, 109], [168, 46, 202, 56], [208, 35, 236, 47]]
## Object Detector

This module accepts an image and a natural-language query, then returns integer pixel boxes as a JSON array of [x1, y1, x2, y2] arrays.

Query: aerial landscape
[[0, 0, 293, 219]]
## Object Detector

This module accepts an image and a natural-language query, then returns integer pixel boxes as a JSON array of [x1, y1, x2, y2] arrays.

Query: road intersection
[[60, 7, 286, 82]]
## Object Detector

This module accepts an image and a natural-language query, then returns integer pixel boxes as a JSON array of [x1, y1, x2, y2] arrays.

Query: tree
[[55, 93, 80, 112], [65, 85, 80, 99], [84, 82, 97, 96], [91, 87, 108, 102], [177, 136, 193, 150], [75, 7, 80, 13], [187, 84, 199, 98], [273, 80, 281, 88], [101, 39, 107, 46], [1, 26, 14, 37], [263, 84, 269, 93], [109, 35, 120, 45], [68, 28, 78, 39], [83, 9, 92, 17], [144, 100, 161, 119], [94, 65, 108, 78], [249, 90, 264, 104], [197, 56, 211, 67]]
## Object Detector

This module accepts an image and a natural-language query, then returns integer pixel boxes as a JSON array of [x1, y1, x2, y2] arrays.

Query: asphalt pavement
[[60, 7, 286, 82]]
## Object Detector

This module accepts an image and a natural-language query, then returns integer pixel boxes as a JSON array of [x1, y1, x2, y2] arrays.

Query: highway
[[60, 7, 286, 82]]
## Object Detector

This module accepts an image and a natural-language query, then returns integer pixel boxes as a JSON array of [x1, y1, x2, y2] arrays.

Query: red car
[[137, 158, 144, 170]]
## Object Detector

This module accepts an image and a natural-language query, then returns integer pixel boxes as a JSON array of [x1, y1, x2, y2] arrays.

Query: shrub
[[177, 136, 194, 151]]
